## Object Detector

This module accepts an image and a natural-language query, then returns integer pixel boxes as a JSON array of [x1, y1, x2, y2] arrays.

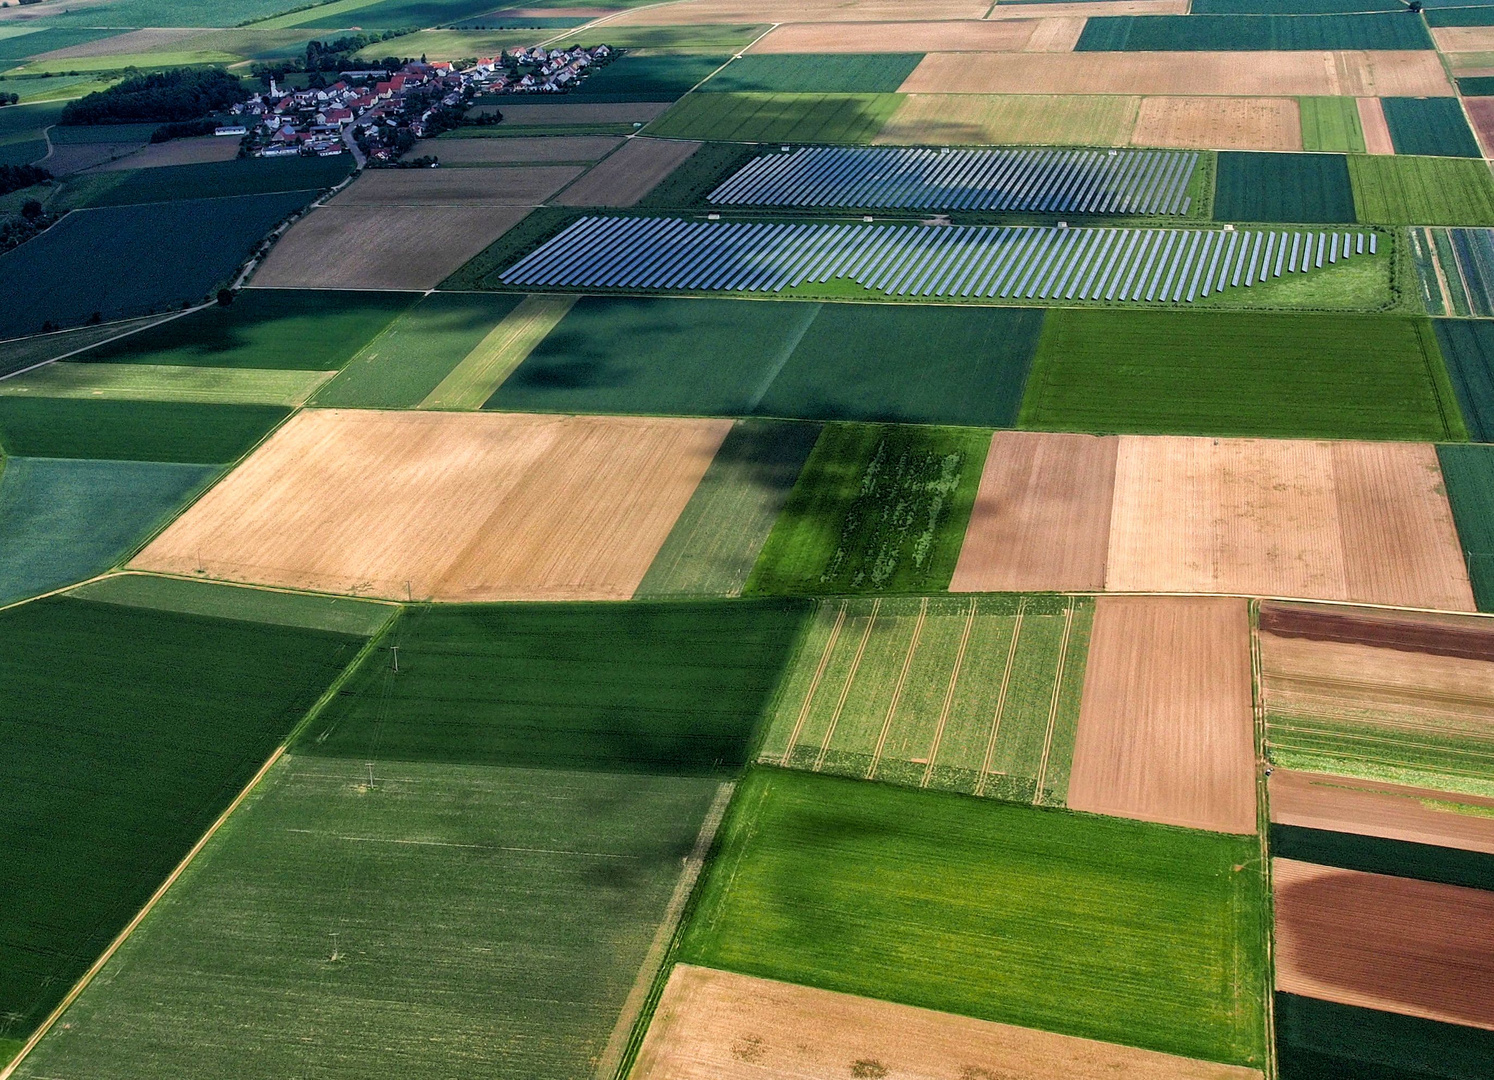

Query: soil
[[409, 136, 623, 163], [330, 166, 583, 206], [552, 137, 703, 207], [1132, 96, 1302, 151], [1259, 602, 1494, 663], [1269, 769, 1494, 856], [1356, 96, 1395, 155]]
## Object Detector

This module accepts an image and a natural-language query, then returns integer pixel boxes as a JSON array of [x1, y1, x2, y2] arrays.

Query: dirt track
[[633, 964, 1263, 1080], [1068, 596, 1257, 834], [1274, 858, 1494, 1030], [1132, 97, 1301, 150], [1269, 770, 1494, 856], [131, 410, 729, 601]]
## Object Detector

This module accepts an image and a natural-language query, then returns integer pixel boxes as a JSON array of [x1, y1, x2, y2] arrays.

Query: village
[[228, 44, 615, 163]]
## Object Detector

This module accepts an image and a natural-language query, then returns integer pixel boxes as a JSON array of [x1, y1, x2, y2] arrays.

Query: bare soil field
[[552, 138, 702, 207], [251, 205, 531, 290], [951, 431, 1116, 593], [131, 409, 729, 601], [1259, 601, 1494, 661], [633, 964, 1263, 1080], [1067, 596, 1257, 834], [898, 51, 1453, 97], [1269, 770, 1494, 856], [1465, 98, 1494, 158], [749, 18, 1082, 53], [44, 141, 149, 175], [986, 0, 1187, 14], [1433, 27, 1494, 54], [89, 136, 241, 171], [1357, 96, 1395, 155], [28, 26, 198, 59], [1104, 438, 1474, 610], [410, 136, 622, 163], [330, 166, 581, 206], [606, 0, 988, 25], [1132, 97, 1301, 151], [876, 93, 1139, 146], [1273, 858, 1494, 1030], [470, 102, 672, 124]]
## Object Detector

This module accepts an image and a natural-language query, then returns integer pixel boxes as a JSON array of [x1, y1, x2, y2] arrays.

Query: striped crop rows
[[1449, 228, 1494, 317], [707, 146, 1198, 215], [500, 217, 1377, 302]]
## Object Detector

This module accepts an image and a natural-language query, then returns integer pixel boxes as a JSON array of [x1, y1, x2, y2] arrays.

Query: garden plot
[[1131, 96, 1301, 151], [634, 966, 1263, 1080], [552, 137, 703, 207], [131, 409, 730, 602], [758, 594, 1092, 804], [876, 94, 1140, 146], [1269, 769, 1494, 859], [1068, 596, 1256, 834], [747, 18, 1086, 53]]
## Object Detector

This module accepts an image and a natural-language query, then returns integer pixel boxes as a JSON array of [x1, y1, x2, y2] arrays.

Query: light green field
[[68, 573, 396, 636], [759, 594, 1092, 804], [646, 92, 903, 144], [1348, 155, 1494, 226], [9, 50, 243, 75], [421, 294, 573, 410], [1298, 97, 1365, 153], [0, 362, 334, 406], [0, 315, 175, 379]]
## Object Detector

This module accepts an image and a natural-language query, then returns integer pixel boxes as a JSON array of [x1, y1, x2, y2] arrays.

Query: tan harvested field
[[1067, 596, 1257, 834], [251, 205, 530, 290], [28, 26, 198, 58], [1357, 96, 1395, 155], [1104, 438, 1474, 610], [89, 135, 242, 171], [1273, 858, 1494, 1030], [409, 135, 622, 163], [876, 93, 1139, 146], [749, 18, 1082, 53], [898, 51, 1453, 97], [605, 0, 989, 24], [471, 101, 673, 124], [633, 964, 1264, 1080], [330, 165, 582, 206], [1270, 770, 1494, 856], [986, 0, 1186, 14], [951, 431, 1116, 593], [552, 137, 702, 206], [1432, 26, 1494, 54], [1449, 51, 1494, 78], [1132, 96, 1301, 150], [1466, 98, 1494, 158], [131, 409, 729, 602]]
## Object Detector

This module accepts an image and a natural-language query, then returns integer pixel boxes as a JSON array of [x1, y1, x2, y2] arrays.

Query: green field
[[563, 53, 731, 103], [9, 757, 722, 1080], [1271, 823, 1494, 893], [81, 289, 414, 370], [637, 419, 821, 598], [0, 398, 288, 462], [0, 596, 363, 1046], [299, 599, 809, 772], [0, 315, 175, 379], [1437, 444, 1494, 612], [61, 156, 355, 210], [313, 292, 524, 408], [1298, 97, 1365, 153], [24, 0, 313, 27], [1434, 319, 1494, 441], [1018, 310, 1464, 441], [1347, 155, 1494, 226], [550, 24, 769, 50], [745, 423, 989, 595], [0, 27, 123, 60], [0, 458, 216, 606], [69, 573, 396, 636], [1381, 97, 1483, 159], [646, 92, 902, 143], [1212, 152, 1356, 223], [700, 53, 923, 94], [679, 769, 1268, 1068], [759, 594, 1092, 803], [1076, 12, 1431, 50], [1276, 993, 1494, 1080], [0, 361, 333, 405]]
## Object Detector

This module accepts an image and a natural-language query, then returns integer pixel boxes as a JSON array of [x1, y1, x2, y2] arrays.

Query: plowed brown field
[[330, 166, 582, 206], [1269, 770, 1494, 856], [897, 52, 1452, 97], [409, 136, 623, 163], [1273, 858, 1494, 1030], [749, 18, 1082, 52], [951, 431, 1116, 593], [1132, 96, 1301, 150], [986, 0, 1186, 15], [89, 136, 241, 171], [1068, 596, 1257, 834], [1259, 601, 1494, 662], [552, 138, 702, 207], [1433, 26, 1494, 54], [1104, 438, 1473, 610], [1465, 97, 1494, 158], [131, 410, 729, 601], [876, 94, 1140, 146], [633, 965, 1263, 1080], [1357, 96, 1395, 155]]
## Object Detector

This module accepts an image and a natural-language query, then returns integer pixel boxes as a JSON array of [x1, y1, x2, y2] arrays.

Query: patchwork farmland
[[7, 0, 1494, 1078]]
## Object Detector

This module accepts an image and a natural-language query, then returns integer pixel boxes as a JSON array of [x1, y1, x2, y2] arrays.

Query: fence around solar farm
[[500, 217, 1378, 303], [705, 146, 1200, 216]]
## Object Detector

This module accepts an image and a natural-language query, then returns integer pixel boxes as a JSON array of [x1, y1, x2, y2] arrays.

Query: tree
[[217, 288, 234, 306], [20, 199, 42, 220]]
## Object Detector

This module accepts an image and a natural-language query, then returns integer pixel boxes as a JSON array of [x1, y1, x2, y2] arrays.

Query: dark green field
[[63, 156, 354, 210], [1436, 444, 1494, 611], [1349, 156, 1494, 226], [80, 290, 414, 370], [0, 596, 363, 1046], [1076, 12, 1431, 50], [1434, 319, 1494, 441], [744, 422, 989, 595], [1458, 76, 1494, 96], [1432, 6, 1494, 27], [291, 0, 511, 28], [1270, 824, 1494, 892], [700, 53, 923, 94], [1276, 993, 1494, 1080], [1018, 310, 1464, 441], [1382, 98, 1483, 159], [646, 92, 902, 143], [679, 769, 1268, 1068], [1212, 152, 1356, 224], [300, 600, 809, 773], [0, 398, 288, 462], [0, 27, 123, 59], [562, 53, 731, 102], [1193, 0, 1404, 13]]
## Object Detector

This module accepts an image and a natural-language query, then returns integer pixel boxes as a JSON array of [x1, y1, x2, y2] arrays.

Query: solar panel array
[[500, 217, 1376, 303], [707, 147, 1198, 214]]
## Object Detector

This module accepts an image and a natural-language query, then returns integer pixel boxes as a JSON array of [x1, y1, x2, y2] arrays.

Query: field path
[[419, 295, 575, 410]]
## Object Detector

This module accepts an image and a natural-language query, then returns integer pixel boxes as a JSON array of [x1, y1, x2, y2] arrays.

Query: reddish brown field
[[1132, 96, 1301, 150], [131, 410, 730, 601], [1259, 601, 1494, 662], [633, 965, 1263, 1080], [1274, 858, 1494, 1030], [1465, 97, 1494, 158], [552, 138, 702, 207], [750, 18, 1081, 53], [1356, 96, 1395, 155], [951, 431, 1116, 593], [1270, 770, 1494, 856], [1068, 596, 1258, 834]]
